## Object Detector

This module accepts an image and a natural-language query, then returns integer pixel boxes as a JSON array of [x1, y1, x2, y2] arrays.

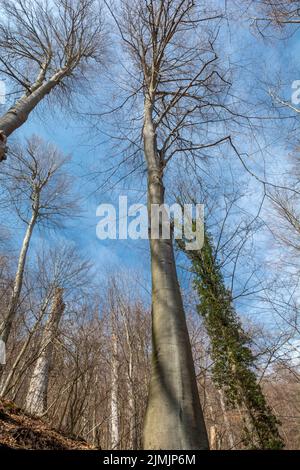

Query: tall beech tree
[[0, 0, 105, 162], [108, 0, 237, 449], [179, 230, 284, 449]]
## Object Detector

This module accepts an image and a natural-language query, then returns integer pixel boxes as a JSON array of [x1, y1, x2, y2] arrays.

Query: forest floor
[[0, 399, 93, 449]]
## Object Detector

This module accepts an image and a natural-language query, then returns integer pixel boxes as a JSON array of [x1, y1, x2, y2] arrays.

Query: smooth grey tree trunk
[[142, 99, 209, 450], [0, 211, 38, 345], [25, 287, 65, 416]]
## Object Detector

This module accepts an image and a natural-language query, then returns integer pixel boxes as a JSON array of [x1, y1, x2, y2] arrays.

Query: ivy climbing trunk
[[179, 230, 284, 449]]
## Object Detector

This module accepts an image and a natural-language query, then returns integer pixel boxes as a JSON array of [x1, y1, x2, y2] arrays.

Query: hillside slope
[[0, 399, 93, 450]]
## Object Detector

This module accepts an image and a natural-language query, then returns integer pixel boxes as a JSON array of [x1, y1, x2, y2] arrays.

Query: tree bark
[[0, 70, 65, 162], [142, 99, 209, 450], [25, 287, 65, 416]]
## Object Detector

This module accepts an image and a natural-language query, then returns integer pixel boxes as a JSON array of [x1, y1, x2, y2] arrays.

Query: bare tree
[[105, 0, 236, 449], [108, 275, 149, 450], [251, 0, 300, 28], [0, 136, 74, 347], [0, 0, 106, 162], [271, 190, 300, 254], [266, 153, 300, 337]]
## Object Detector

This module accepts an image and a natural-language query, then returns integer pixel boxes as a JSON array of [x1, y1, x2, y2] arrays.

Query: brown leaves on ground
[[0, 399, 94, 449]]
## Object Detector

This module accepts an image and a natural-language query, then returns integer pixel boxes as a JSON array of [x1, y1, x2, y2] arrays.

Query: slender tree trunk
[[127, 342, 137, 450], [59, 383, 73, 430], [0, 210, 38, 345], [142, 99, 209, 450], [218, 389, 235, 449], [92, 404, 97, 447], [128, 378, 137, 450], [123, 313, 138, 450], [209, 420, 217, 450], [206, 392, 218, 449], [25, 287, 65, 416], [110, 331, 119, 449]]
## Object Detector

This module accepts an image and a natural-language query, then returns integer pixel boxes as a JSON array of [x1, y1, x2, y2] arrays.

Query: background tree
[[251, 0, 300, 29], [0, 136, 74, 347], [0, 0, 106, 162]]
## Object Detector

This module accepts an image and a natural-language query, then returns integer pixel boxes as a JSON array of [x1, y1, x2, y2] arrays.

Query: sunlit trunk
[[218, 389, 235, 449], [142, 99, 209, 450], [209, 422, 217, 450], [0, 210, 38, 345], [207, 395, 218, 449], [25, 287, 65, 416], [110, 331, 119, 449]]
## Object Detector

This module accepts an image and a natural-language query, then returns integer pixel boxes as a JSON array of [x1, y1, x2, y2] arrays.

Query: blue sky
[[0, 6, 299, 331]]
